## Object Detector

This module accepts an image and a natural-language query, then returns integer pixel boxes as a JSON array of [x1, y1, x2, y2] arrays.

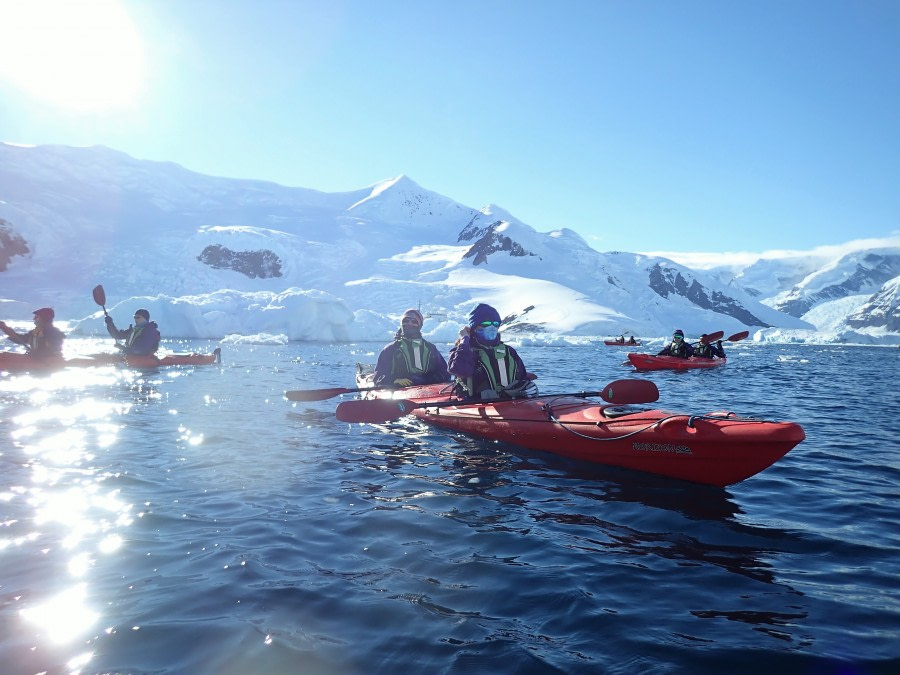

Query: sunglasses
[[479, 321, 500, 327], [401, 318, 420, 325]]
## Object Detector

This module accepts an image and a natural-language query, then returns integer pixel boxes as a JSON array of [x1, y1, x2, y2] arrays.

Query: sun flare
[[0, 0, 146, 111]]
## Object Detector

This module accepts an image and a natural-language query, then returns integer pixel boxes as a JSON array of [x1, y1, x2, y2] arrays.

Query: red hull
[[628, 353, 725, 371], [604, 340, 642, 346], [358, 384, 804, 487], [1, 348, 220, 372]]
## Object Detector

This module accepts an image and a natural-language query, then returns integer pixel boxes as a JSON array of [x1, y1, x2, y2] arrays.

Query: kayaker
[[373, 308, 450, 387], [627, 336, 637, 345], [105, 308, 161, 356], [448, 303, 537, 400], [0, 307, 65, 358], [695, 334, 726, 359], [657, 329, 695, 358]]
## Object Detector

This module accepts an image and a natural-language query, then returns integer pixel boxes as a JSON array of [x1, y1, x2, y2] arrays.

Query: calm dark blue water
[[1, 339, 898, 674]]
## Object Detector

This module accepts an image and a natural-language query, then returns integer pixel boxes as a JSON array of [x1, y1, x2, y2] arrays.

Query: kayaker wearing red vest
[[373, 308, 450, 387], [0, 307, 65, 357], [448, 303, 537, 400], [105, 308, 161, 356], [657, 329, 695, 358], [695, 334, 726, 359]]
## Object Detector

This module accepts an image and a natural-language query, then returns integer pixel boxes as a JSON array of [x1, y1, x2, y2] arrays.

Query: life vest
[[392, 338, 432, 375], [127, 323, 160, 353], [695, 343, 712, 358], [28, 326, 64, 357], [460, 343, 519, 398], [669, 340, 689, 357]]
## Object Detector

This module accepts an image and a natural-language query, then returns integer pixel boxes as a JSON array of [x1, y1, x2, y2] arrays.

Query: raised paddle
[[726, 330, 750, 342], [92, 284, 110, 318], [335, 378, 660, 424], [696, 330, 725, 345]]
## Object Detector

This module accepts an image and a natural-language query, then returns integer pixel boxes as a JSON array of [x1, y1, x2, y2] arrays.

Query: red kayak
[[337, 381, 804, 487], [628, 353, 725, 371], [604, 340, 642, 346], [0, 348, 221, 372]]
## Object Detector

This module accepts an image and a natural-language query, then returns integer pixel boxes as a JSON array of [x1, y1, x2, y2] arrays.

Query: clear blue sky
[[1, 0, 898, 255]]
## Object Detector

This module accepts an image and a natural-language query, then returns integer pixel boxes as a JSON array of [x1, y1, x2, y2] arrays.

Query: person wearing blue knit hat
[[448, 303, 537, 400], [657, 329, 695, 358]]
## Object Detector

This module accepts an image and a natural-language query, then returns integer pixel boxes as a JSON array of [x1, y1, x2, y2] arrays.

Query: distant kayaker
[[373, 308, 450, 387], [695, 334, 726, 359], [657, 329, 695, 358], [448, 303, 538, 400], [105, 308, 160, 356], [627, 336, 637, 345], [0, 307, 65, 358]]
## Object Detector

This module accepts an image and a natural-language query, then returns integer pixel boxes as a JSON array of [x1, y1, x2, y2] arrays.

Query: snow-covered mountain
[[707, 245, 900, 344], [1, 143, 894, 345]]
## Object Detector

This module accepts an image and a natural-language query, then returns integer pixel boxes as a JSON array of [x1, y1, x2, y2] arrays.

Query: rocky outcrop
[[648, 264, 771, 327], [845, 278, 900, 331], [197, 244, 282, 279], [459, 219, 536, 266], [774, 253, 900, 317], [0, 218, 30, 271]]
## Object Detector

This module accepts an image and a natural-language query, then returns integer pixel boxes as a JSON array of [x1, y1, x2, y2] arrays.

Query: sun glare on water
[[0, 0, 146, 111]]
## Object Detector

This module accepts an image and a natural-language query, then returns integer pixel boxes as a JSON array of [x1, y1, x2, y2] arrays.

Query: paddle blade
[[92, 285, 106, 307], [336, 398, 417, 423], [700, 330, 724, 344], [286, 387, 355, 402], [598, 379, 659, 404], [727, 330, 750, 342]]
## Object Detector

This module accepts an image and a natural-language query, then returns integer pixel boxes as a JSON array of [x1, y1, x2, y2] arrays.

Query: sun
[[0, 0, 146, 112]]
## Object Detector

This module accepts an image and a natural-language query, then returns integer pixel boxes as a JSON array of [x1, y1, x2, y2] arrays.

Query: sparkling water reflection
[[1, 339, 898, 673]]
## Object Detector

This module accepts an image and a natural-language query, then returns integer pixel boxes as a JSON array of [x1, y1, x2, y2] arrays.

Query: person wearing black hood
[[448, 303, 537, 400], [105, 308, 161, 356], [373, 308, 449, 387]]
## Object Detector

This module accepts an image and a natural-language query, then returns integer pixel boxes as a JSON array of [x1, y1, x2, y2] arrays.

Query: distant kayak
[[604, 340, 642, 346], [0, 348, 221, 372], [627, 353, 725, 371]]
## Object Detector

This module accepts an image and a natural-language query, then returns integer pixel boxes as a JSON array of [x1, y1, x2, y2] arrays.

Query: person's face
[[134, 314, 146, 325]]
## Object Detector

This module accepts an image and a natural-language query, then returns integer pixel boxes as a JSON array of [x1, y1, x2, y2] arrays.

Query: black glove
[[104, 315, 113, 326], [717, 340, 722, 346]]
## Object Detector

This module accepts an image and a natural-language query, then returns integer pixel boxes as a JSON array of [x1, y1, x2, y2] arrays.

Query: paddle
[[335, 378, 660, 424], [696, 330, 724, 345], [92, 284, 110, 318], [286, 385, 393, 402], [726, 330, 749, 342], [94, 284, 124, 348]]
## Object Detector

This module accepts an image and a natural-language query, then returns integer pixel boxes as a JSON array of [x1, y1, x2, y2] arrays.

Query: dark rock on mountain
[[774, 252, 900, 317], [197, 245, 283, 279], [459, 219, 536, 266], [648, 264, 771, 327]]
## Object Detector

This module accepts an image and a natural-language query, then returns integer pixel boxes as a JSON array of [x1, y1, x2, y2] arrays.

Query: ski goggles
[[478, 320, 500, 327]]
